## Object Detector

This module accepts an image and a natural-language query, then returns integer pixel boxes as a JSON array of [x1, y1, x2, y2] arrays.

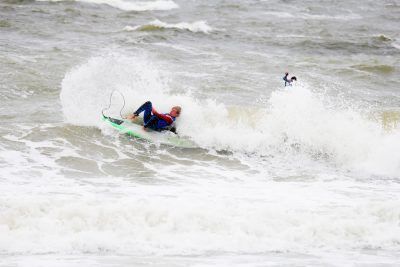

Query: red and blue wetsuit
[[133, 101, 175, 131]]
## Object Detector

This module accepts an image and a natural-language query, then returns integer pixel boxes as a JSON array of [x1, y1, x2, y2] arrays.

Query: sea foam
[[1, 181, 400, 255]]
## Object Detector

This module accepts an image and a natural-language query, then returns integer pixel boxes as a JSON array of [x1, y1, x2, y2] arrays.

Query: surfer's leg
[[134, 101, 153, 123]]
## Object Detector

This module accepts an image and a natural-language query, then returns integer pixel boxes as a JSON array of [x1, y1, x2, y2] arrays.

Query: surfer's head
[[170, 106, 181, 117], [291, 76, 297, 82]]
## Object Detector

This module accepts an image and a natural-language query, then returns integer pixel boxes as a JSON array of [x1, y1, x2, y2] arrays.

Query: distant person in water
[[283, 72, 297, 86], [126, 101, 181, 133]]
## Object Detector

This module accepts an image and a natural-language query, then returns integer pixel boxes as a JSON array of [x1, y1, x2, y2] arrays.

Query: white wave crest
[[124, 19, 213, 34], [36, 0, 179, 11], [264, 11, 294, 18], [263, 88, 400, 176], [263, 11, 361, 20], [301, 13, 362, 20], [393, 41, 400, 50], [60, 53, 171, 127]]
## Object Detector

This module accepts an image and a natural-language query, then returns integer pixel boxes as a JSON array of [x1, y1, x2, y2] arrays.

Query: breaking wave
[[60, 52, 400, 177], [124, 19, 212, 34]]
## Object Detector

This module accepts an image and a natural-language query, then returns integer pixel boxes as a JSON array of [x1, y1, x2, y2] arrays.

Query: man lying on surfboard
[[126, 101, 181, 133]]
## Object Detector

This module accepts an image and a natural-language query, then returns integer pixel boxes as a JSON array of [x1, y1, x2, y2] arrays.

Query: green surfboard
[[102, 116, 197, 148]]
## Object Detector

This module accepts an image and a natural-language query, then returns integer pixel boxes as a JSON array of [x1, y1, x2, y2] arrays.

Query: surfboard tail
[[104, 116, 124, 125]]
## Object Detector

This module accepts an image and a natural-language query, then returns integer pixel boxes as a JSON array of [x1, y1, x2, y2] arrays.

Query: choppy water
[[1, 0, 400, 266]]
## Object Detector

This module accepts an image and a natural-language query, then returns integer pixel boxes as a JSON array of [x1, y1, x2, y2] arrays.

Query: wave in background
[[60, 53, 400, 177], [36, 0, 179, 11], [124, 20, 213, 34], [263, 11, 362, 21]]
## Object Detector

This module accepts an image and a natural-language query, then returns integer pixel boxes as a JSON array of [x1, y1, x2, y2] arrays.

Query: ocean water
[[1, 0, 400, 266]]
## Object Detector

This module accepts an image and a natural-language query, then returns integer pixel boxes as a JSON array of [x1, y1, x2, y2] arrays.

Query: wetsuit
[[133, 101, 175, 131], [283, 73, 291, 86]]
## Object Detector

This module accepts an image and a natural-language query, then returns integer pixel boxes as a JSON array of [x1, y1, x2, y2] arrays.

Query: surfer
[[126, 101, 181, 133], [283, 72, 297, 86]]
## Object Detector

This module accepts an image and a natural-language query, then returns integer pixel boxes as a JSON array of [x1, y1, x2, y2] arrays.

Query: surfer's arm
[[151, 108, 173, 124]]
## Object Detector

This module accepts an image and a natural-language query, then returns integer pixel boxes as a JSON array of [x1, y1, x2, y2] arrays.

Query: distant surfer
[[283, 72, 297, 86], [126, 101, 181, 133]]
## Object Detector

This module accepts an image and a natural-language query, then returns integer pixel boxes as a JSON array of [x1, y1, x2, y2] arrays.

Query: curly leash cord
[[101, 90, 126, 119]]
